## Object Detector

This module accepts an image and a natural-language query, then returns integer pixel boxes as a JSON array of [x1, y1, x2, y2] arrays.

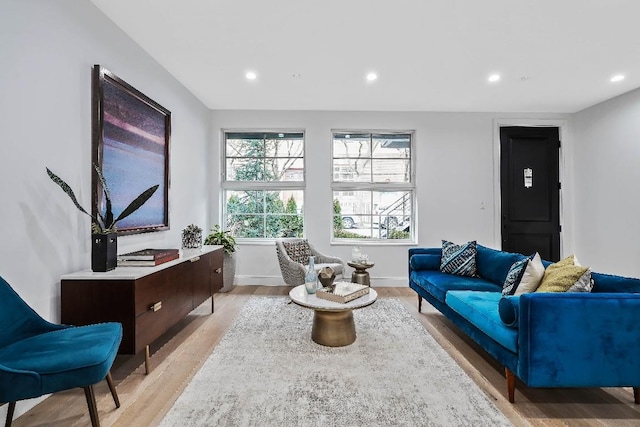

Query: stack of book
[[316, 281, 370, 303], [117, 248, 180, 267]]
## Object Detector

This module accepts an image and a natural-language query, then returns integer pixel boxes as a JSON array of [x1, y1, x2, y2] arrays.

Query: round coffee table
[[289, 285, 378, 347]]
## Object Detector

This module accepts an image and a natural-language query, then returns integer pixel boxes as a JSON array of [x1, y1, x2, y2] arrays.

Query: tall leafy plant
[[47, 164, 159, 234]]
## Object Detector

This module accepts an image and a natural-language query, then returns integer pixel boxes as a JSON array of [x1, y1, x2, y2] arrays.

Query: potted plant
[[47, 164, 159, 272], [182, 224, 203, 249], [204, 225, 237, 292]]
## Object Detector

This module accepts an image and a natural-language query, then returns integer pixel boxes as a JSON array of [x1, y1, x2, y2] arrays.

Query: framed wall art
[[92, 65, 170, 234]]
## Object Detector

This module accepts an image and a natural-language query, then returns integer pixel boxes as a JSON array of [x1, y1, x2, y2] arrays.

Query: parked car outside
[[342, 216, 357, 229]]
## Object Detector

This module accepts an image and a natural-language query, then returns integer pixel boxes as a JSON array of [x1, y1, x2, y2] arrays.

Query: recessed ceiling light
[[245, 71, 257, 80], [488, 74, 501, 83], [366, 72, 378, 82], [610, 74, 625, 83]]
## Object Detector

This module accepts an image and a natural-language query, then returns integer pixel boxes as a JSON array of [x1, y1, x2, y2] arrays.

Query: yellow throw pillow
[[536, 255, 589, 293]]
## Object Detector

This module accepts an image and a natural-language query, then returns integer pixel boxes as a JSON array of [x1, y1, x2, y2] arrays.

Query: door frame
[[492, 118, 571, 257]]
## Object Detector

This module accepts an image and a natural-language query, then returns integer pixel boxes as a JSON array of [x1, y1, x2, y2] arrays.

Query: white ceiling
[[90, 0, 640, 113]]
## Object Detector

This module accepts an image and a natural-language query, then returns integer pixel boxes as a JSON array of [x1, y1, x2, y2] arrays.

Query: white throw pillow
[[514, 252, 545, 295]]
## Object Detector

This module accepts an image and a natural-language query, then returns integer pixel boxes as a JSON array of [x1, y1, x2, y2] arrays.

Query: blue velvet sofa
[[408, 245, 640, 403]]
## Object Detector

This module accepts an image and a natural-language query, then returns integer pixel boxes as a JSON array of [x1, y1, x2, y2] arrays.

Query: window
[[332, 131, 414, 241], [223, 131, 304, 239]]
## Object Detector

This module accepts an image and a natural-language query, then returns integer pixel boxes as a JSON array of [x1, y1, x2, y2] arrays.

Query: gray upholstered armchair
[[275, 238, 344, 286]]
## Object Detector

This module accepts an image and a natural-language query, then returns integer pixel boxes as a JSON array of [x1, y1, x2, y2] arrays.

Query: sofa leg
[[505, 368, 515, 403], [634, 387, 640, 404], [418, 295, 422, 312]]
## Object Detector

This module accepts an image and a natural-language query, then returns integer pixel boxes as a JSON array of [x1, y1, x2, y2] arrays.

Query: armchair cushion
[[0, 322, 122, 401], [282, 240, 311, 264]]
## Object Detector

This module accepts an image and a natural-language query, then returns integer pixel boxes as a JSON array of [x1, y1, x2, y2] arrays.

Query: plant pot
[[92, 232, 117, 272], [219, 252, 236, 293]]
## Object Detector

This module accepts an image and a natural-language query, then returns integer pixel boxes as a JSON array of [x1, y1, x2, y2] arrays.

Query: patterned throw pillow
[[567, 269, 594, 292], [536, 255, 589, 293], [502, 257, 530, 296], [514, 252, 545, 295], [440, 240, 478, 277], [282, 240, 312, 265]]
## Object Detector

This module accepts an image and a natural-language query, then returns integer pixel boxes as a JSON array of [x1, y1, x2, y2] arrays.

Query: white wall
[[0, 1, 211, 418], [0, 2, 211, 329], [211, 110, 572, 285], [573, 87, 640, 277]]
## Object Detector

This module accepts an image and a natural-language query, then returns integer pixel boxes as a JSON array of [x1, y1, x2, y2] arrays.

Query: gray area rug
[[160, 297, 512, 426]]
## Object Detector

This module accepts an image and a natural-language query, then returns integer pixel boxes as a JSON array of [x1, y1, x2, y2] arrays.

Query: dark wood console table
[[61, 245, 223, 373]]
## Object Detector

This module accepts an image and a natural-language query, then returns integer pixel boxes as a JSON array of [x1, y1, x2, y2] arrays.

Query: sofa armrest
[[517, 292, 640, 387], [409, 254, 441, 271], [408, 248, 442, 275]]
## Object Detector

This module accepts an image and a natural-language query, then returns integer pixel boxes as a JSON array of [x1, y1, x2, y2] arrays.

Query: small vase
[[92, 232, 117, 272], [304, 256, 318, 294]]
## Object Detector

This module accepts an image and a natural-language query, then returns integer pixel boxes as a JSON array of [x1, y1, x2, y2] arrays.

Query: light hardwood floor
[[9, 286, 640, 426]]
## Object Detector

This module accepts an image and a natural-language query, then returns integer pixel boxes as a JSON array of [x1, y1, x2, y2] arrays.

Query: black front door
[[500, 126, 560, 261]]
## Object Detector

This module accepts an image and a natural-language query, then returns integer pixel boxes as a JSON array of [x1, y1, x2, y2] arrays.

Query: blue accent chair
[[0, 276, 122, 427]]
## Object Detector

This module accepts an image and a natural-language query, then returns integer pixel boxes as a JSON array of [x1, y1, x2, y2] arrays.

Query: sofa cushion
[[537, 255, 588, 293], [476, 245, 526, 285], [440, 240, 478, 277], [411, 270, 500, 303], [502, 257, 529, 296], [514, 252, 545, 295], [446, 291, 518, 353]]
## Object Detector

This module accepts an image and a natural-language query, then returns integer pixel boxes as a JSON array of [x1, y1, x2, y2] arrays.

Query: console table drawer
[[133, 262, 186, 316], [134, 294, 192, 354]]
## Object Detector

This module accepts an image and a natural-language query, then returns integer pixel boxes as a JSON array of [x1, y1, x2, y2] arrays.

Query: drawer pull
[[215, 268, 222, 274], [150, 301, 162, 312], [190, 256, 201, 263]]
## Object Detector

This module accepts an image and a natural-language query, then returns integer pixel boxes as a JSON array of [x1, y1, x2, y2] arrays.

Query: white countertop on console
[[61, 245, 223, 280]]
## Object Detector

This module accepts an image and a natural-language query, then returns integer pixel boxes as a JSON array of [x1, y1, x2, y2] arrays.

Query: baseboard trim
[[234, 275, 408, 287]]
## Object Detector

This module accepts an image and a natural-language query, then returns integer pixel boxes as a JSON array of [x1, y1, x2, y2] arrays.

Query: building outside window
[[332, 131, 414, 241], [223, 131, 304, 239]]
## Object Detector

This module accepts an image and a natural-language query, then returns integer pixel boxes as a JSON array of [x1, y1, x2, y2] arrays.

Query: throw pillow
[[282, 240, 311, 265], [502, 257, 530, 296], [536, 255, 589, 293], [567, 269, 594, 292], [514, 252, 545, 295], [440, 240, 478, 277]]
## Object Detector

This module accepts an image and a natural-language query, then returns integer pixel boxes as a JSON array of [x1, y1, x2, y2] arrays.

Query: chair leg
[[5, 402, 16, 427], [418, 295, 422, 312], [634, 387, 640, 404], [84, 385, 100, 427], [505, 368, 516, 403], [105, 371, 120, 408]]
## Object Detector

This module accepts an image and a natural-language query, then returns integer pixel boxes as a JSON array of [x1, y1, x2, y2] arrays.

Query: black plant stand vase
[[92, 233, 117, 272]]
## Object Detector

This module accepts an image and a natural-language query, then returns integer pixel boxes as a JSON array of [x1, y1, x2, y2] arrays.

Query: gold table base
[[311, 309, 356, 347]]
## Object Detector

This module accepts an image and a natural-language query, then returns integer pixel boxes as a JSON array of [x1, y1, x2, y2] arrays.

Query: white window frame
[[221, 129, 305, 241], [331, 130, 416, 244]]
